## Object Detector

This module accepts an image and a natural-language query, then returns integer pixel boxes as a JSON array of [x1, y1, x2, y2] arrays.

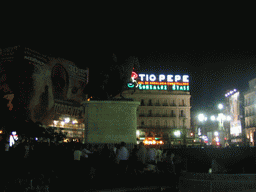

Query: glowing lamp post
[[174, 130, 181, 137], [218, 104, 224, 110], [197, 114, 207, 141], [198, 114, 207, 122]]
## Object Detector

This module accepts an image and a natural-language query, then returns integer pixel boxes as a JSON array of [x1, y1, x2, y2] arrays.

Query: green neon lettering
[[128, 83, 134, 88], [187, 86, 189, 91], [153, 85, 156, 90]]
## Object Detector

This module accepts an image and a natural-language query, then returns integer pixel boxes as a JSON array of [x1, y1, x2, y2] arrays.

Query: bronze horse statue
[[85, 53, 140, 100]]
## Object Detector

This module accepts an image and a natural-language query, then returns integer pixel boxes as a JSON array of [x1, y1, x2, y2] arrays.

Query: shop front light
[[174, 131, 181, 137], [64, 118, 70, 123], [72, 119, 78, 124]]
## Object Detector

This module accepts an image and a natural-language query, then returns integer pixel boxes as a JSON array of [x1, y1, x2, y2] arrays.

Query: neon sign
[[138, 74, 189, 82], [136, 73, 189, 91]]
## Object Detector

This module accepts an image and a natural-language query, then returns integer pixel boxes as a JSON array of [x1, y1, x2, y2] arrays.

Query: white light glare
[[174, 131, 181, 137], [64, 118, 70, 123], [72, 120, 78, 124], [218, 104, 224, 110], [198, 114, 206, 122], [211, 116, 216, 121], [214, 132, 219, 136], [227, 116, 231, 121]]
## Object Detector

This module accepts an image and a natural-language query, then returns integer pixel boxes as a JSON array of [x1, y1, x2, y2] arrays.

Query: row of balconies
[[245, 125, 256, 129], [244, 101, 255, 107], [245, 112, 256, 117], [137, 125, 183, 129], [140, 103, 187, 107], [139, 114, 186, 118]]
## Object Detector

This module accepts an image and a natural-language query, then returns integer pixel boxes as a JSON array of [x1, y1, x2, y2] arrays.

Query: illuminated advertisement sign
[[229, 92, 242, 136], [230, 121, 242, 136], [128, 72, 189, 91]]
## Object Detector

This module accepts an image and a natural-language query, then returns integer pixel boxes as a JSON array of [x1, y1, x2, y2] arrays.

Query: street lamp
[[218, 104, 224, 110], [198, 114, 207, 122], [211, 116, 216, 121], [174, 131, 181, 137]]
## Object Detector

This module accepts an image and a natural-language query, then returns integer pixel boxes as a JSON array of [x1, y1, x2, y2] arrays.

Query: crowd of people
[[72, 141, 181, 180], [1, 138, 183, 190]]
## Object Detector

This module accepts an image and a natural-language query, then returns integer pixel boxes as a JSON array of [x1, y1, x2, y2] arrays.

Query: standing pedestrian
[[156, 145, 163, 164], [24, 140, 30, 158], [74, 143, 83, 161], [113, 144, 117, 155], [147, 146, 157, 165], [137, 142, 147, 174], [129, 145, 139, 175], [166, 151, 175, 174], [116, 141, 129, 175]]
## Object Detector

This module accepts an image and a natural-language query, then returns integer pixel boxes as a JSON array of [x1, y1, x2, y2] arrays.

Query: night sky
[[2, 25, 256, 117]]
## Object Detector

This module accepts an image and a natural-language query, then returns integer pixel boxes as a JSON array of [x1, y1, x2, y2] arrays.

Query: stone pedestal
[[82, 100, 140, 144]]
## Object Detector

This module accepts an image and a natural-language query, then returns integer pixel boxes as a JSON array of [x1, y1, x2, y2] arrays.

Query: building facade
[[123, 72, 192, 145], [225, 89, 245, 146], [244, 78, 256, 146], [0, 45, 88, 142]]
